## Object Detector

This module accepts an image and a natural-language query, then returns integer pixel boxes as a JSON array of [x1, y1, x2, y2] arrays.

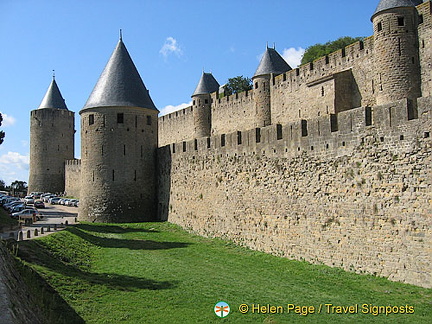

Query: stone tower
[[372, 0, 423, 106], [191, 72, 219, 138], [28, 77, 74, 194], [79, 37, 159, 223], [253, 46, 291, 127]]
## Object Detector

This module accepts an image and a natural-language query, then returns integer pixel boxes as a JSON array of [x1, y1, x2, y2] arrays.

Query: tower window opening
[[397, 17, 404, 26], [147, 115, 152, 125], [193, 100, 196, 105], [112, 170, 115, 181], [237, 131, 242, 145], [419, 14, 423, 24], [194, 139, 198, 151], [255, 82, 258, 89], [172, 143, 176, 153], [117, 113, 124, 123], [135, 115, 138, 128], [325, 56, 329, 64], [256, 128, 261, 143], [321, 86, 325, 96], [359, 41, 364, 50], [89, 114, 94, 125], [182, 141, 186, 152], [221, 134, 226, 147], [276, 124, 283, 140], [134, 170, 137, 181], [377, 22, 382, 32], [205, 99, 208, 104], [123, 144, 126, 155], [207, 137, 211, 148]]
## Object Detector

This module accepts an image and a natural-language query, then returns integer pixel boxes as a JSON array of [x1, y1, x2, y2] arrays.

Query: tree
[[0, 113, 5, 145], [301, 36, 364, 65], [0, 179, 6, 191], [224, 76, 252, 95], [10, 180, 27, 193]]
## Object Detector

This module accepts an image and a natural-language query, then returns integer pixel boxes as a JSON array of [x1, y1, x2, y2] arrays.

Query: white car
[[23, 196, 35, 205], [11, 208, 41, 221]]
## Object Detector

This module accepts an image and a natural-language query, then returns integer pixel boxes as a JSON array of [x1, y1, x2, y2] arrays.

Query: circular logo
[[214, 301, 230, 318]]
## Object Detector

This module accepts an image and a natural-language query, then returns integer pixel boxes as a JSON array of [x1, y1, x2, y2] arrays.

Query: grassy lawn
[[16, 222, 431, 324]]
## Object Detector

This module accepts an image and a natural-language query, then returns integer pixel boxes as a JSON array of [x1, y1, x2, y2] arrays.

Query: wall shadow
[[74, 223, 160, 234], [67, 226, 190, 250], [18, 240, 178, 292], [157, 145, 172, 221]]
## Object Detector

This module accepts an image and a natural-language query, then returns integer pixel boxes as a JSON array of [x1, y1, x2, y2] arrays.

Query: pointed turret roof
[[192, 72, 220, 96], [253, 47, 292, 78], [82, 38, 157, 111], [38, 78, 68, 110], [372, 0, 423, 19]]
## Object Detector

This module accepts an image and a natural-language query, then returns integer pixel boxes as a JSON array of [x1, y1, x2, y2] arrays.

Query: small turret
[[191, 72, 219, 138], [253, 46, 291, 127], [372, 0, 422, 106], [79, 37, 158, 223], [29, 76, 74, 194]]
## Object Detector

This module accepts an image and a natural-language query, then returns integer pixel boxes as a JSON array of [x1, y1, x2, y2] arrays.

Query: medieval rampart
[[158, 96, 432, 288], [65, 159, 81, 198]]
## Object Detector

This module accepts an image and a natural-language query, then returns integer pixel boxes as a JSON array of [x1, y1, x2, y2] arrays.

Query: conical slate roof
[[372, 0, 423, 19], [83, 39, 157, 111], [38, 78, 68, 110], [253, 47, 292, 78], [192, 72, 220, 96]]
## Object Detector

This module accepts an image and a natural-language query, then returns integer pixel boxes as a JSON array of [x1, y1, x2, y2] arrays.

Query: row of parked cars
[[0, 193, 42, 221]]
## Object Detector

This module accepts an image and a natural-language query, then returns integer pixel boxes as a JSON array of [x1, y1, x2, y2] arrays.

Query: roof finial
[[119, 29, 123, 41], [266, 41, 269, 49], [52, 70, 55, 80], [273, 42, 276, 50]]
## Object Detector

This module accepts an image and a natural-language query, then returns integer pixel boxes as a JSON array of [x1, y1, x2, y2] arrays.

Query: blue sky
[[0, 0, 381, 186]]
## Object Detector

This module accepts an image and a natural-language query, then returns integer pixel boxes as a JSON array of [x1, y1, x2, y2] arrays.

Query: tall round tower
[[191, 72, 219, 138], [79, 37, 158, 223], [372, 0, 423, 106], [253, 46, 291, 127], [28, 77, 74, 194]]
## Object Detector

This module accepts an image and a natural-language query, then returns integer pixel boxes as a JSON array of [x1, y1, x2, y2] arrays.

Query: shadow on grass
[[67, 226, 190, 251], [18, 240, 178, 292], [74, 223, 160, 234]]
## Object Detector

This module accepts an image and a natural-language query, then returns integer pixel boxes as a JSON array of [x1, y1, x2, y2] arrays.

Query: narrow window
[[135, 115, 138, 128], [321, 86, 325, 96], [117, 113, 124, 123], [172, 143, 176, 153], [276, 124, 283, 140], [182, 141, 186, 152], [419, 14, 423, 24], [237, 131, 242, 145], [147, 115, 152, 125], [102, 145, 104, 156], [141, 145, 143, 157], [193, 100, 196, 105], [207, 137, 211, 149], [205, 99, 208, 104], [377, 22, 382, 32], [296, 68, 300, 76], [397, 17, 404, 26], [92, 171, 94, 182], [283, 73, 286, 81], [194, 139, 198, 151], [256, 128, 261, 143], [123, 144, 126, 155], [398, 38, 401, 56], [341, 48, 346, 58], [309, 62, 313, 70], [89, 114, 94, 125], [255, 82, 258, 89], [221, 134, 226, 147], [134, 170, 137, 181], [359, 41, 364, 50], [325, 56, 329, 64], [112, 170, 115, 181]]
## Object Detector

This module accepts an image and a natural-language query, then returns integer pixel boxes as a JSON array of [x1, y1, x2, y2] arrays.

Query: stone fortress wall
[[62, 1, 432, 287], [156, 1, 432, 287]]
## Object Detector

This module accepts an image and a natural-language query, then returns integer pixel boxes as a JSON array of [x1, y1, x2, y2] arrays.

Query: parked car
[[11, 208, 41, 221], [49, 197, 62, 204], [9, 204, 26, 214], [34, 200, 45, 208], [66, 199, 78, 207], [24, 196, 35, 205]]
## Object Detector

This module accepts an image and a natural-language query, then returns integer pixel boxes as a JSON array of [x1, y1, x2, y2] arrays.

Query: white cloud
[[159, 37, 183, 58], [282, 47, 305, 68], [159, 101, 192, 116], [0, 151, 29, 185], [0, 112, 16, 127]]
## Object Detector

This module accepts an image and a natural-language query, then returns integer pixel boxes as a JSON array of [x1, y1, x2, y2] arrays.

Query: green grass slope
[[17, 222, 431, 324]]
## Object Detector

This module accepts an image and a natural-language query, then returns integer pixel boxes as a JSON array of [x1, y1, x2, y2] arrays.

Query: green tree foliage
[[0, 112, 5, 145], [224, 76, 252, 95], [10, 180, 27, 192], [301, 36, 364, 65], [0, 179, 6, 191]]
